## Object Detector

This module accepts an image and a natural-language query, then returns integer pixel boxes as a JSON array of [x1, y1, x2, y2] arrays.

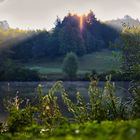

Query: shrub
[[62, 52, 79, 79], [129, 81, 140, 118], [5, 96, 35, 133]]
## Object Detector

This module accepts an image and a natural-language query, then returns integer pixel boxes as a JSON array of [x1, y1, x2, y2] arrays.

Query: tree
[[62, 52, 79, 78], [59, 14, 86, 56], [0, 11, 119, 62], [121, 26, 140, 79], [121, 27, 140, 117]]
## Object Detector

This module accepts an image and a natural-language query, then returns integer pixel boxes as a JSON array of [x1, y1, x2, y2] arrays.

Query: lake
[[0, 81, 130, 121]]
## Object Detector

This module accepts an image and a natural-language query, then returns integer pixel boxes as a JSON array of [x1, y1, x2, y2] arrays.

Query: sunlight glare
[[79, 15, 84, 31]]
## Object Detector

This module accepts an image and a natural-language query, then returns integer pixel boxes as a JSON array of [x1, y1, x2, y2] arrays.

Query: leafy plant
[[5, 96, 35, 133], [3, 78, 139, 134], [129, 81, 140, 118], [37, 82, 66, 128], [62, 52, 79, 78]]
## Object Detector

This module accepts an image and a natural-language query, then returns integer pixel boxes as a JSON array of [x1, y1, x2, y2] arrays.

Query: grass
[[29, 67, 62, 74], [79, 50, 121, 73], [25, 50, 122, 75], [1, 120, 140, 140]]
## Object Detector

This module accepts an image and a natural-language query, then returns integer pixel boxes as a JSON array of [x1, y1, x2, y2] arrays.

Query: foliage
[[0, 59, 40, 81], [121, 26, 140, 79], [62, 52, 79, 78], [121, 26, 140, 118], [4, 96, 35, 133], [129, 81, 140, 118], [26, 49, 121, 76], [59, 14, 86, 55], [0, 120, 140, 140], [1, 78, 139, 135], [37, 83, 65, 128], [98, 70, 138, 81], [0, 11, 118, 62]]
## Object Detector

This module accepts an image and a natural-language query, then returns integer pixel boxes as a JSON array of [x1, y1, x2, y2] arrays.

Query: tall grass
[[0, 77, 139, 134]]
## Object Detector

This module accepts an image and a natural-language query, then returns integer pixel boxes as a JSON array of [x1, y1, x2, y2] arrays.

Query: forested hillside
[[0, 11, 118, 62], [0, 11, 139, 81]]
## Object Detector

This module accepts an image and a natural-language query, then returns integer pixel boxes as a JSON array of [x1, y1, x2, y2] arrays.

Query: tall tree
[[121, 26, 140, 78], [59, 14, 86, 55]]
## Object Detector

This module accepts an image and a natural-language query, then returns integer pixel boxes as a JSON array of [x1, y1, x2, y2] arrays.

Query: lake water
[[0, 81, 130, 121]]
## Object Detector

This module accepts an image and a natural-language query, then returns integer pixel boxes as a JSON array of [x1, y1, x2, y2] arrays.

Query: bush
[[5, 96, 36, 133], [0, 58, 40, 81], [62, 52, 79, 79]]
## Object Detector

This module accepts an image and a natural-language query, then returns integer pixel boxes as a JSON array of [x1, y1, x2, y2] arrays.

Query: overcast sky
[[0, 0, 140, 30]]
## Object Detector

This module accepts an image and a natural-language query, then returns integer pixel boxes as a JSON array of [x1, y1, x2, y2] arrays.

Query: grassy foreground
[[0, 80, 139, 140], [0, 120, 140, 140]]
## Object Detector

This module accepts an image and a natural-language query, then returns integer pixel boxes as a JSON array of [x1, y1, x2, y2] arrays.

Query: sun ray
[[79, 16, 83, 31]]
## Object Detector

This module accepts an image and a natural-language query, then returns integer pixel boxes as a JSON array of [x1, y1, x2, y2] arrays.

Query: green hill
[[25, 50, 122, 75]]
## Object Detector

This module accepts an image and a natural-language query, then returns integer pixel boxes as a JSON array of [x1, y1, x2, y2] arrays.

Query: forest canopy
[[0, 11, 118, 62]]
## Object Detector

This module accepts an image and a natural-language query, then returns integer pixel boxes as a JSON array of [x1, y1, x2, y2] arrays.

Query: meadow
[[25, 50, 121, 75]]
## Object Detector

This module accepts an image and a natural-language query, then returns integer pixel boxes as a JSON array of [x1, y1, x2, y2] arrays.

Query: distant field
[[79, 50, 121, 73], [25, 50, 122, 75]]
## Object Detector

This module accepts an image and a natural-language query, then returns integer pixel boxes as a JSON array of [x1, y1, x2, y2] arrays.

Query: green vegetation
[[0, 11, 118, 63], [0, 7, 139, 140], [0, 59, 40, 81], [0, 12, 139, 81], [0, 120, 140, 140], [121, 26, 140, 80], [79, 50, 121, 73], [62, 52, 79, 78], [26, 50, 121, 75], [0, 79, 139, 139]]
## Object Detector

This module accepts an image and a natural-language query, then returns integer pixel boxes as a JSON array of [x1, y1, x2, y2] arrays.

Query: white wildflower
[[46, 106, 50, 110], [38, 84, 42, 88], [40, 128, 49, 134], [75, 129, 80, 134]]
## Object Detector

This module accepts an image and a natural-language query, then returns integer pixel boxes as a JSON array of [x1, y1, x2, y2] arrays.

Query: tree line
[[0, 11, 139, 81], [7, 11, 118, 62]]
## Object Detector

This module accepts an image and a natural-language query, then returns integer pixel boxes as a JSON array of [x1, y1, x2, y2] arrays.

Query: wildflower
[[38, 84, 42, 88], [15, 96, 19, 110], [75, 129, 80, 134], [91, 80, 97, 87], [46, 106, 50, 110], [40, 128, 49, 134]]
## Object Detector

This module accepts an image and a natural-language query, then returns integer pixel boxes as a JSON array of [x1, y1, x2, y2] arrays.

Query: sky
[[0, 0, 140, 30]]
